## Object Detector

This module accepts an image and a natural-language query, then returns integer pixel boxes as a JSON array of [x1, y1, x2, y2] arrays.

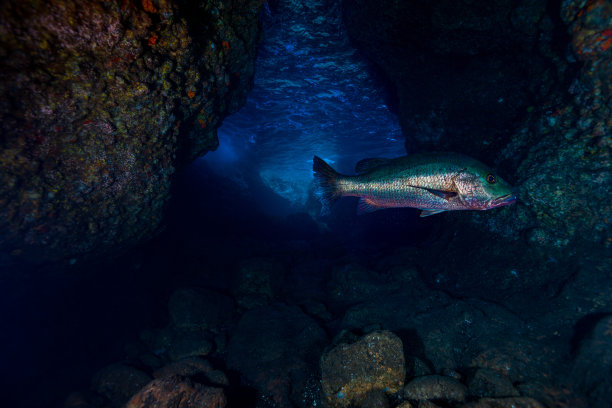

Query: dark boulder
[[320, 330, 405, 408], [125, 376, 226, 408], [226, 303, 328, 407]]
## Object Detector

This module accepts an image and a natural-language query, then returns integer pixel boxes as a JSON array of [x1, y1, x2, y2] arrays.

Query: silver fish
[[312, 152, 516, 217]]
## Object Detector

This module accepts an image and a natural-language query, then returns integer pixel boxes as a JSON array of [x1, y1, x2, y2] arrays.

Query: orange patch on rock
[[187, 90, 196, 99], [142, 0, 157, 13], [148, 34, 158, 46]]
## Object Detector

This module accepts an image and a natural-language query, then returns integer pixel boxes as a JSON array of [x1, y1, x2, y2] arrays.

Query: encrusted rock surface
[[320, 330, 405, 408], [152, 357, 229, 386], [467, 368, 520, 398], [403, 374, 467, 402], [0, 0, 262, 265], [460, 397, 545, 408], [125, 376, 226, 408]]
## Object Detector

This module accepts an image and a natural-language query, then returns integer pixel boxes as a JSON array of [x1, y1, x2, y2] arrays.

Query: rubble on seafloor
[[60, 238, 593, 408]]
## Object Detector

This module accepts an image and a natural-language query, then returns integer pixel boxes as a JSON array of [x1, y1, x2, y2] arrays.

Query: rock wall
[[0, 0, 262, 264], [342, 0, 611, 313]]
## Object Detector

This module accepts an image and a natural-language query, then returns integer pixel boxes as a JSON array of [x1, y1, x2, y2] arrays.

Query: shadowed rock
[[467, 368, 520, 398], [91, 363, 151, 407], [403, 374, 467, 402], [227, 303, 327, 407], [461, 397, 545, 408], [321, 330, 405, 408]]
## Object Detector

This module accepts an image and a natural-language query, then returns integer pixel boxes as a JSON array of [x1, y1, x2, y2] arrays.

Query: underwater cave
[[0, 0, 611, 407]]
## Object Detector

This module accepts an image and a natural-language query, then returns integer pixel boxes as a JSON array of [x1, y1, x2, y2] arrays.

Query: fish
[[312, 152, 516, 217]]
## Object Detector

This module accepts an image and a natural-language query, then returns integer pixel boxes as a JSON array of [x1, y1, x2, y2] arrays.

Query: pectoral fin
[[408, 185, 458, 200], [420, 209, 447, 217]]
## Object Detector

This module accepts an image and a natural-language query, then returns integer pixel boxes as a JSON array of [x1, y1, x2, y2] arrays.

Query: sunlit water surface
[[203, 1, 405, 209]]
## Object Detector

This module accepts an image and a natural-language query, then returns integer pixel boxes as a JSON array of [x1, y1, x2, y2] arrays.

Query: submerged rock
[[125, 376, 226, 408], [63, 392, 95, 408], [167, 330, 213, 361], [227, 303, 327, 407], [153, 357, 228, 386], [0, 0, 263, 265], [168, 288, 234, 330], [91, 363, 151, 407], [357, 390, 390, 408], [467, 368, 519, 398], [403, 374, 467, 402], [418, 402, 442, 408], [461, 397, 545, 408], [140, 325, 214, 362], [572, 314, 612, 407], [320, 331, 405, 408], [327, 262, 396, 307], [231, 257, 285, 309]]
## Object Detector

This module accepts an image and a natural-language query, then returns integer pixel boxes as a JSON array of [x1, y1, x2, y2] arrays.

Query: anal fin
[[419, 209, 447, 217], [357, 198, 381, 215]]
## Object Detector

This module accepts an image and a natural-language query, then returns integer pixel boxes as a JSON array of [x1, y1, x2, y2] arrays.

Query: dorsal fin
[[355, 158, 391, 174]]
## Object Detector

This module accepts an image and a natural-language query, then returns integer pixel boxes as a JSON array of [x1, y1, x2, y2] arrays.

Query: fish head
[[454, 164, 516, 210]]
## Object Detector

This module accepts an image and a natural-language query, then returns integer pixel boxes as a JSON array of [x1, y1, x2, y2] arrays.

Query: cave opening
[[201, 0, 406, 213]]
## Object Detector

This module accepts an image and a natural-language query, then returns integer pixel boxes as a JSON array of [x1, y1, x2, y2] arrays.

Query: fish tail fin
[[313, 156, 342, 214]]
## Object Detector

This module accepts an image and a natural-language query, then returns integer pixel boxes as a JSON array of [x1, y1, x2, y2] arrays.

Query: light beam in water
[[204, 0, 406, 209]]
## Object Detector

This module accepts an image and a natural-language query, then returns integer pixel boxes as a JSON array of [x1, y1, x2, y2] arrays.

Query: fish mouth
[[492, 193, 517, 207]]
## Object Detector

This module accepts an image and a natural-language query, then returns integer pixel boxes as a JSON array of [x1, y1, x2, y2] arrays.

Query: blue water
[[203, 0, 405, 209]]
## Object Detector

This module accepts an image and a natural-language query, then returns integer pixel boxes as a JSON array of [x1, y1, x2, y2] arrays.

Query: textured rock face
[[342, 0, 563, 153], [342, 0, 611, 314], [0, 0, 262, 264], [320, 331, 405, 408], [571, 314, 612, 407], [403, 375, 467, 402], [467, 368, 520, 398], [125, 376, 226, 408], [461, 397, 545, 408]]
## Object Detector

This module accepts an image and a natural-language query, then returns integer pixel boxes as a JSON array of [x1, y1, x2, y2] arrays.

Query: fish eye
[[486, 174, 496, 184]]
